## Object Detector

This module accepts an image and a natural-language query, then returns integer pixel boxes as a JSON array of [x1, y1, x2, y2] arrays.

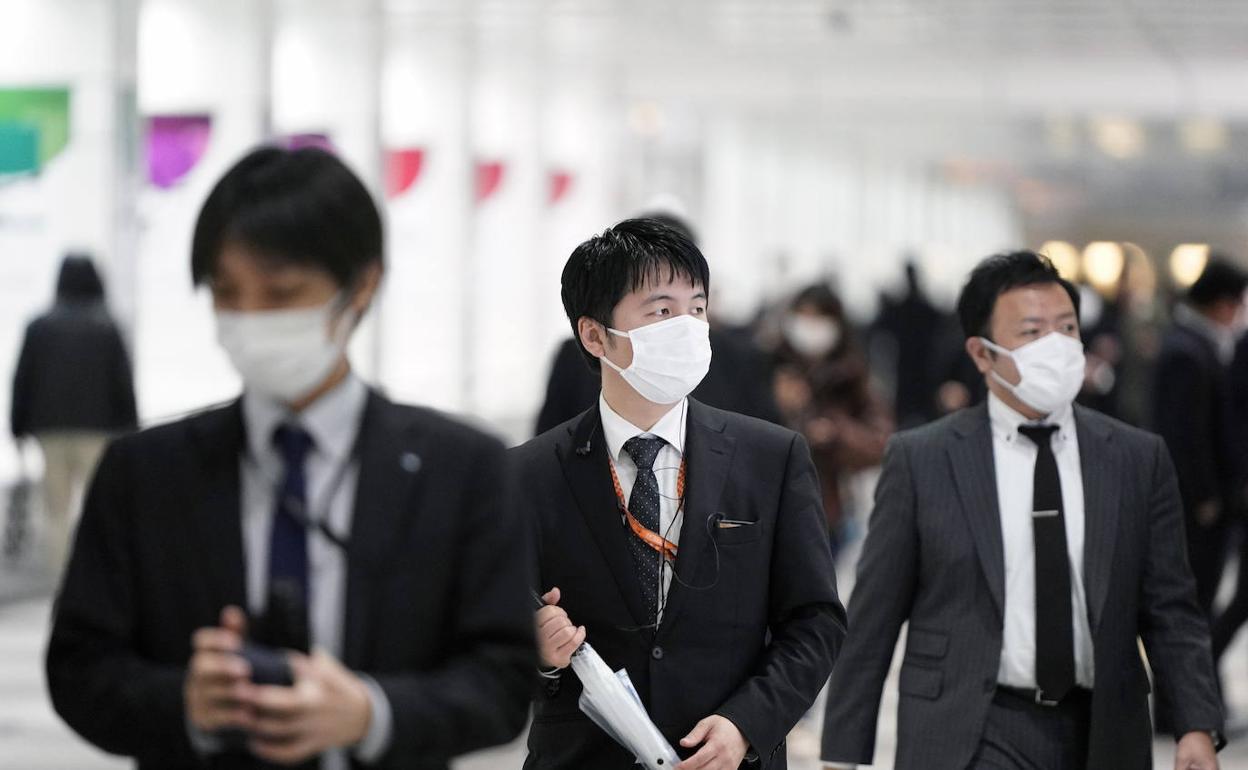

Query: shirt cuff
[[353, 673, 394, 764], [185, 715, 224, 756]]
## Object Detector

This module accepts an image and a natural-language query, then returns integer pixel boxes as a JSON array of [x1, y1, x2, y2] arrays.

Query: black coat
[[514, 399, 845, 769], [533, 329, 780, 437], [1153, 322, 1239, 516], [46, 391, 535, 769], [10, 302, 137, 437]]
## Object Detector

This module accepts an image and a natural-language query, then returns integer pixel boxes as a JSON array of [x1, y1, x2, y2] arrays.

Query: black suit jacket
[[515, 399, 845, 769], [821, 403, 1223, 770], [1153, 322, 1238, 517], [533, 332, 781, 436], [46, 391, 535, 769]]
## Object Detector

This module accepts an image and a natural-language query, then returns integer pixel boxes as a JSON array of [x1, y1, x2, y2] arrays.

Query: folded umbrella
[[534, 592, 681, 768]]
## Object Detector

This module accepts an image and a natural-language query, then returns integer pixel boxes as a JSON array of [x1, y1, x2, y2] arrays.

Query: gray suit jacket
[[821, 403, 1222, 770]]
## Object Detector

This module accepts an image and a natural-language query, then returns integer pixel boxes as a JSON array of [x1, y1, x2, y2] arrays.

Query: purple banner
[[146, 115, 212, 189]]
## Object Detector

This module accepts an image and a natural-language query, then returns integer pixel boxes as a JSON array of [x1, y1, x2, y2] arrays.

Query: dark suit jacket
[[821, 403, 1223, 770], [10, 303, 137, 437], [1153, 321, 1238, 517], [515, 399, 845, 769], [533, 331, 781, 436], [46, 391, 535, 770]]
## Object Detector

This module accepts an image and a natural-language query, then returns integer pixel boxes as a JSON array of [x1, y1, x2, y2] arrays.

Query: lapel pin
[[400, 452, 422, 474]]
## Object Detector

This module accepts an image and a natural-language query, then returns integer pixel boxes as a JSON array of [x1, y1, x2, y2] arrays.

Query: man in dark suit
[[515, 218, 845, 770], [1153, 258, 1247, 615], [533, 212, 779, 435], [46, 147, 534, 770], [822, 251, 1223, 770]]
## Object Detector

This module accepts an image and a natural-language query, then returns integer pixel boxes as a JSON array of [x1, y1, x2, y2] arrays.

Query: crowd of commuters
[[6, 145, 1244, 769]]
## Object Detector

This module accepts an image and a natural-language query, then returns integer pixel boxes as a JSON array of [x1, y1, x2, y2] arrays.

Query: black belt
[[996, 685, 1092, 708]]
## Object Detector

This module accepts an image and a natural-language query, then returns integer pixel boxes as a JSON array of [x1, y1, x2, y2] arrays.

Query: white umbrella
[[568, 640, 681, 769], [535, 593, 680, 768]]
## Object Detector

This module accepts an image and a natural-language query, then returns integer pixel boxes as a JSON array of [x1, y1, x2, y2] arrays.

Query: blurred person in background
[[868, 260, 947, 430], [1152, 257, 1248, 616], [45, 147, 534, 770], [534, 210, 779, 435], [823, 251, 1222, 770], [9, 253, 137, 573], [517, 218, 844, 769], [1213, 302, 1248, 709], [772, 283, 892, 553]]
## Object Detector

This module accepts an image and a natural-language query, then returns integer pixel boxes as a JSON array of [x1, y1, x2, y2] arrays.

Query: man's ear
[[578, 317, 607, 360], [965, 336, 993, 375], [347, 261, 383, 316]]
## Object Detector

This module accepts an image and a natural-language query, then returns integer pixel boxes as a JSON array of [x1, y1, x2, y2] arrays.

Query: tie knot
[[273, 424, 314, 466], [1018, 423, 1059, 448], [623, 435, 666, 471]]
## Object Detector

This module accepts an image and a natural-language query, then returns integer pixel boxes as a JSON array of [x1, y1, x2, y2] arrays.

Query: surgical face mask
[[216, 296, 356, 404], [784, 315, 841, 358], [600, 314, 712, 405], [980, 332, 1085, 415]]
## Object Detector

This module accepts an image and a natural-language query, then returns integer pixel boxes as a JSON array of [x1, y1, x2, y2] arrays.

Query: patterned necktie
[[1018, 423, 1076, 701], [623, 435, 667, 626], [268, 424, 313, 651]]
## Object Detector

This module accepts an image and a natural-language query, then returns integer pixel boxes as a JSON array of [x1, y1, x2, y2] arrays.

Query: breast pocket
[[712, 515, 762, 545]]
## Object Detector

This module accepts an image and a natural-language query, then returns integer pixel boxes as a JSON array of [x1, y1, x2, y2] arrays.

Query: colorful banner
[[146, 115, 212, 189], [385, 148, 425, 199], [475, 160, 504, 203], [0, 88, 71, 175], [549, 169, 573, 205]]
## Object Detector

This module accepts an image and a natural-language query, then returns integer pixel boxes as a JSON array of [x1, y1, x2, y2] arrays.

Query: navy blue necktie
[[624, 436, 667, 627], [268, 424, 313, 648], [1018, 423, 1076, 701]]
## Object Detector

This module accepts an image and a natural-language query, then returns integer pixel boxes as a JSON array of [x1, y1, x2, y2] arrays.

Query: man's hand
[[245, 649, 373, 765], [536, 587, 585, 669], [677, 715, 749, 770], [1175, 731, 1218, 770], [185, 606, 252, 733]]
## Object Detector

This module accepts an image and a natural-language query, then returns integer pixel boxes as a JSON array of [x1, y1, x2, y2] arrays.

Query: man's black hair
[[1187, 256, 1248, 308], [560, 217, 710, 372], [191, 146, 383, 288], [956, 250, 1081, 340]]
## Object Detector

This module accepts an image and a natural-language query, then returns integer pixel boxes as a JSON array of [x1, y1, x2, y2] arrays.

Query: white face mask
[[980, 332, 1086, 415], [216, 297, 356, 405], [784, 315, 841, 358], [600, 314, 712, 405]]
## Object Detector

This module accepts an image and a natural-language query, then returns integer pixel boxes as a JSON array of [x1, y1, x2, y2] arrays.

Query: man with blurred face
[[822, 251, 1224, 770], [513, 218, 846, 770], [46, 147, 534, 769]]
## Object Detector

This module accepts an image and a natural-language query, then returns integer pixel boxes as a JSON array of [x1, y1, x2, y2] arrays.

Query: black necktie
[[1018, 423, 1076, 701], [623, 435, 667, 626], [267, 424, 313, 651]]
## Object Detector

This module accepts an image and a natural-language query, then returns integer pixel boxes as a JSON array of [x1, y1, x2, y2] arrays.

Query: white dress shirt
[[236, 373, 392, 768], [599, 393, 689, 623], [989, 392, 1095, 690]]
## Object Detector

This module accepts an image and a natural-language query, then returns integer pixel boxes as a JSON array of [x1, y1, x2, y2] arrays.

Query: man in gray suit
[[822, 251, 1223, 770]]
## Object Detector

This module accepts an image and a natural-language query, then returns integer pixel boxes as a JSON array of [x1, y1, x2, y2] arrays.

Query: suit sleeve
[[370, 436, 537, 762], [820, 435, 919, 765], [45, 440, 195, 763], [714, 432, 847, 765], [1138, 435, 1224, 740]]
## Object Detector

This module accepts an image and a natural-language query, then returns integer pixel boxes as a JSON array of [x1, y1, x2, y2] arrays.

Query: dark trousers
[[1187, 514, 1230, 615], [1213, 520, 1248, 662], [967, 688, 1091, 770]]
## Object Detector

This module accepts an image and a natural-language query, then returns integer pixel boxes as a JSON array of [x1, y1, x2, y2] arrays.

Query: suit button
[[651, 646, 664, 660]]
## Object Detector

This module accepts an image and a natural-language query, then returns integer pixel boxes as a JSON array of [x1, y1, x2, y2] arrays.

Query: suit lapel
[[187, 402, 248, 611], [558, 406, 651, 628], [1075, 406, 1118, 633], [658, 400, 734, 636], [342, 391, 426, 667], [947, 404, 1006, 621]]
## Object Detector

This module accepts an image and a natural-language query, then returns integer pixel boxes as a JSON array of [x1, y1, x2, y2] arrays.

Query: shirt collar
[[598, 393, 688, 463], [987, 391, 1076, 446], [242, 372, 369, 463]]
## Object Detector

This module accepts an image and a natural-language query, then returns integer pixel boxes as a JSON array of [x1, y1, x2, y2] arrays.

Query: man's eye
[[692, 306, 706, 315], [654, 308, 670, 317]]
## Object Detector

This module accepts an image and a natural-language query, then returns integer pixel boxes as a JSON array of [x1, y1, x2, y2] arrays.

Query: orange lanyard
[[609, 456, 685, 564]]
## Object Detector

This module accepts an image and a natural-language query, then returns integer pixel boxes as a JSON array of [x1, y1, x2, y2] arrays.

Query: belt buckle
[[1034, 689, 1060, 707]]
